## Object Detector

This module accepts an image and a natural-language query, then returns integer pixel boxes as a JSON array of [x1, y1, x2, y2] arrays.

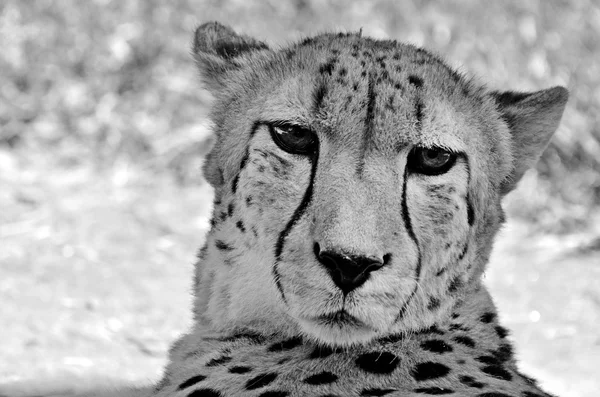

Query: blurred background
[[0, 1, 599, 396]]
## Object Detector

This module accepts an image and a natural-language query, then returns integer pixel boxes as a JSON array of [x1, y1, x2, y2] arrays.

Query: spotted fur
[[42, 22, 568, 397]]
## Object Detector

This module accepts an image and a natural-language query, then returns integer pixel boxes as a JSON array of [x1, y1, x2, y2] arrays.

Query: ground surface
[[1, 1, 599, 397]]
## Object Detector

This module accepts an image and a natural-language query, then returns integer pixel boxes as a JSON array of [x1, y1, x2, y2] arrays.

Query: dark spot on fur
[[495, 325, 510, 339], [449, 323, 470, 332], [411, 362, 451, 381], [458, 243, 468, 260], [245, 372, 278, 390], [453, 336, 476, 348], [476, 355, 500, 365], [421, 325, 445, 336], [436, 267, 447, 276], [303, 371, 338, 385], [360, 389, 397, 396], [420, 339, 453, 354], [205, 355, 232, 367], [229, 366, 253, 374], [355, 352, 400, 374], [353, 82, 359, 91], [188, 389, 222, 397], [232, 174, 240, 193], [409, 75, 423, 88], [414, 388, 454, 395], [236, 220, 245, 232], [268, 337, 302, 352], [227, 203, 234, 217], [427, 297, 441, 310], [451, 313, 460, 319], [277, 357, 290, 365], [481, 365, 513, 381], [178, 375, 207, 390], [448, 276, 463, 292], [339, 67, 347, 77], [215, 240, 233, 251], [459, 375, 485, 389], [299, 37, 316, 46], [480, 312, 496, 323], [415, 98, 424, 128], [490, 343, 513, 362], [319, 58, 337, 76]]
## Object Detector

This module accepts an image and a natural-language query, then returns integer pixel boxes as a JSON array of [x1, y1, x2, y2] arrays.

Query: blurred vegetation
[[1, 0, 599, 230], [1, 2, 599, 396]]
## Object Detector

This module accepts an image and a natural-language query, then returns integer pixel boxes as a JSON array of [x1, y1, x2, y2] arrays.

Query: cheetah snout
[[313, 242, 391, 294]]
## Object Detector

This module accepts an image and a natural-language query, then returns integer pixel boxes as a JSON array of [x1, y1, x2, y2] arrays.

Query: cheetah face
[[234, 115, 472, 346], [193, 23, 567, 346]]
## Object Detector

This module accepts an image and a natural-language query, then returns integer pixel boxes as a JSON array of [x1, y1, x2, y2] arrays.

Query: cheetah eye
[[269, 123, 316, 155], [407, 146, 457, 176]]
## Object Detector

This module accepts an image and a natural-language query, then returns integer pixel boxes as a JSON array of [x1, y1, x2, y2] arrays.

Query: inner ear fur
[[192, 21, 269, 92], [492, 86, 568, 194]]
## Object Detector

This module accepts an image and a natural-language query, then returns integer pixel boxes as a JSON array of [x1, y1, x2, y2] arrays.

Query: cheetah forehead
[[199, 24, 566, 194], [251, 32, 506, 158]]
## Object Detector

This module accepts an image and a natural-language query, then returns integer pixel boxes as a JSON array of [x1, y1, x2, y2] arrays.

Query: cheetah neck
[[155, 286, 550, 396]]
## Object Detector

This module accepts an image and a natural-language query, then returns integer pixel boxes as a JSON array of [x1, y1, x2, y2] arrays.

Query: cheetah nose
[[314, 243, 390, 294]]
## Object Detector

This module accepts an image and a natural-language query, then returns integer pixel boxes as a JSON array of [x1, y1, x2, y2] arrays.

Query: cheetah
[[146, 22, 569, 397], [9, 21, 569, 397]]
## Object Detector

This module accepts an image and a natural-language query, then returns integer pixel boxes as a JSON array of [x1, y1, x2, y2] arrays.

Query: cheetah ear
[[192, 22, 269, 92], [492, 86, 568, 195]]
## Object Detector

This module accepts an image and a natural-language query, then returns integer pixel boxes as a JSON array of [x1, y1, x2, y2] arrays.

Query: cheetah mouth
[[313, 310, 367, 329]]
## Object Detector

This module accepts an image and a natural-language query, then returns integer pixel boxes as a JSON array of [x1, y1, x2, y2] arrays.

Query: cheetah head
[[191, 22, 568, 346]]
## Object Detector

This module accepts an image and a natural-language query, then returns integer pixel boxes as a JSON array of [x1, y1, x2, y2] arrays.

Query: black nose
[[314, 243, 389, 294]]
